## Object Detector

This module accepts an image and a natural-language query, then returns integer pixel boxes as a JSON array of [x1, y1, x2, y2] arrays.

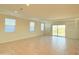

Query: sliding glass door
[[52, 25, 58, 36], [52, 25, 65, 37]]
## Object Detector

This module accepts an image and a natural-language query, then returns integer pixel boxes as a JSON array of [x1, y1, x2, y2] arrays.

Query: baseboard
[[0, 34, 44, 44]]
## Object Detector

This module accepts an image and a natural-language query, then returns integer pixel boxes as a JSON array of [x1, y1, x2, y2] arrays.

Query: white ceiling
[[0, 4, 79, 20]]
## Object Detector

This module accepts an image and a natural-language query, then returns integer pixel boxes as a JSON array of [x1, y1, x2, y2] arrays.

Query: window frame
[[4, 18, 16, 32], [41, 22, 45, 32], [29, 21, 35, 32]]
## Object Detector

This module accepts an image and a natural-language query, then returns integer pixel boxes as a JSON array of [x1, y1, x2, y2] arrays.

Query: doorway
[[52, 25, 65, 37]]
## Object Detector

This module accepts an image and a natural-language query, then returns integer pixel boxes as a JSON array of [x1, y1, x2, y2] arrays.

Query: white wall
[[0, 14, 79, 43], [0, 14, 50, 43]]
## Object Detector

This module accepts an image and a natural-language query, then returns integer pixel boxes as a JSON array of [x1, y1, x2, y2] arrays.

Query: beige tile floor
[[0, 36, 79, 55]]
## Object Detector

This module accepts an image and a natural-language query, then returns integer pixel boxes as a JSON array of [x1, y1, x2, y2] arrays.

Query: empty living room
[[0, 4, 79, 55]]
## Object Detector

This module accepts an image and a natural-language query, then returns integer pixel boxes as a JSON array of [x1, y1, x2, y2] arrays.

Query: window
[[5, 18, 16, 32], [29, 21, 35, 32], [41, 23, 45, 31]]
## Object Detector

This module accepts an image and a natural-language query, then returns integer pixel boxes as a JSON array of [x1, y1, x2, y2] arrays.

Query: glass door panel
[[52, 25, 65, 37], [58, 25, 65, 37], [52, 25, 58, 36]]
